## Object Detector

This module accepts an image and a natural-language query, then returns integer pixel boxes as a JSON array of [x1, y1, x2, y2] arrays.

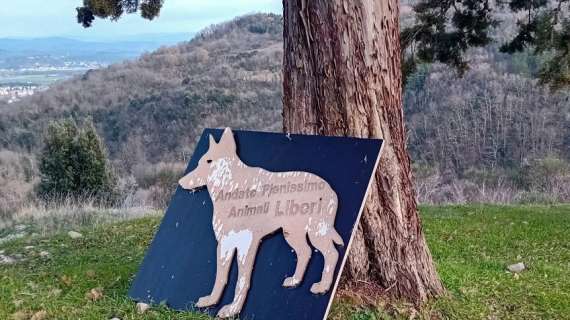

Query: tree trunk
[[282, 0, 444, 304]]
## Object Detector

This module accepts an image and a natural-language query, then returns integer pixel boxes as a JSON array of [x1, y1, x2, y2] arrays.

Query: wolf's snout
[[179, 177, 190, 189]]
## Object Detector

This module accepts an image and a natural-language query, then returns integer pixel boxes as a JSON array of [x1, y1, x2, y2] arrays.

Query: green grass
[[331, 204, 570, 320], [1, 205, 569, 319], [424, 205, 570, 320], [0, 218, 209, 319]]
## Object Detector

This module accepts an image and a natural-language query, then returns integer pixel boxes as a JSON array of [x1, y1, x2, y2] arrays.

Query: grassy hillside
[[1, 205, 568, 319]]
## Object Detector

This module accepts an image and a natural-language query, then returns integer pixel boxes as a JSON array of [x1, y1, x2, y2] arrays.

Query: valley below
[[0, 35, 191, 103]]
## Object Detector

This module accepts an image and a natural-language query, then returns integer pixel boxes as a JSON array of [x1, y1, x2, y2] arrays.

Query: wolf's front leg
[[195, 242, 234, 308], [217, 239, 260, 318]]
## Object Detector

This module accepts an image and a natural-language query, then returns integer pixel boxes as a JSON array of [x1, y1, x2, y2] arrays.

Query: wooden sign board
[[129, 128, 383, 319]]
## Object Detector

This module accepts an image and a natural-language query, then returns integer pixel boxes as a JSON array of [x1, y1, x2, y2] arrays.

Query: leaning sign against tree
[[75, 0, 570, 306], [129, 128, 383, 319], [75, 0, 445, 304]]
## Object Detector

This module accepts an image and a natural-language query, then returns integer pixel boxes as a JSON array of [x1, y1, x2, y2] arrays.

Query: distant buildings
[[0, 85, 47, 104], [0, 60, 104, 104]]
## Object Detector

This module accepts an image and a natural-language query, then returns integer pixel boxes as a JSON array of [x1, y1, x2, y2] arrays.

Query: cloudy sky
[[0, 0, 282, 40]]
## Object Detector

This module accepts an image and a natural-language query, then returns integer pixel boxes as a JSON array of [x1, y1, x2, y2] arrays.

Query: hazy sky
[[0, 0, 282, 40]]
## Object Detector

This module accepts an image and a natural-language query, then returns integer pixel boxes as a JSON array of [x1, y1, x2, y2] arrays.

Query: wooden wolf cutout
[[178, 128, 344, 318]]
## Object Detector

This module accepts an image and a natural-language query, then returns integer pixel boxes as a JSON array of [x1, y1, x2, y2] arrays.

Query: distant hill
[[0, 14, 283, 168], [0, 12, 568, 178], [0, 35, 193, 69], [0, 34, 196, 89], [0, 36, 189, 55]]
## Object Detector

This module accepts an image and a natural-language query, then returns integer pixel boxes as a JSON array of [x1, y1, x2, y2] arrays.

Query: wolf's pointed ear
[[208, 134, 217, 148], [219, 127, 236, 154]]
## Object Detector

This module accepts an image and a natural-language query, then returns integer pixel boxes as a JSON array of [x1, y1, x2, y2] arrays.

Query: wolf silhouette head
[[179, 128, 237, 191]]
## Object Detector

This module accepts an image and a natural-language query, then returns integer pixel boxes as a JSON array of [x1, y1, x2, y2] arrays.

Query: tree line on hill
[[406, 46, 570, 203]]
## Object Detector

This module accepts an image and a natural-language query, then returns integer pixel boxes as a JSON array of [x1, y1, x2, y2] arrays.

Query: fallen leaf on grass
[[61, 275, 73, 286], [86, 287, 104, 301], [31, 310, 48, 320]]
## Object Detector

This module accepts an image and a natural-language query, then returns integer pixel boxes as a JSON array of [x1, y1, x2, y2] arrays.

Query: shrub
[[520, 157, 570, 192], [0, 151, 36, 217], [133, 162, 186, 208], [37, 119, 116, 203]]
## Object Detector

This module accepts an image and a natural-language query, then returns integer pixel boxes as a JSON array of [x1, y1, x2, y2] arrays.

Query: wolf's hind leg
[[195, 243, 234, 308], [307, 231, 339, 294], [282, 230, 312, 288]]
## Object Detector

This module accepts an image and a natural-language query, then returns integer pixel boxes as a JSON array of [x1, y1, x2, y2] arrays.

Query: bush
[[520, 157, 570, 192], [133, 162, 186, 208], [515, 191, 559, 204], [37, 119, 116, 203], [0, 150, 36, 217]]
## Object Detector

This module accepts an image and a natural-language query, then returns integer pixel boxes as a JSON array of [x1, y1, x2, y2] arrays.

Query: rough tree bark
[[282, 0, 444, 304]]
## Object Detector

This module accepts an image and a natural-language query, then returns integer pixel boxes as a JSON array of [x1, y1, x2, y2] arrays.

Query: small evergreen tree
[[37, 119, 116, 203]]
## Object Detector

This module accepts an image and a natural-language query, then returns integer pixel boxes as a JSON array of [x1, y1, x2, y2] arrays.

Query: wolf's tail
[[331, 229, 344, 246]]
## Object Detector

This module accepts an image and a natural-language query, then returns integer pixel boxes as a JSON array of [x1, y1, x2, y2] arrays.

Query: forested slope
[[0, 14, 283, 167], [0, 12, 568, 205]]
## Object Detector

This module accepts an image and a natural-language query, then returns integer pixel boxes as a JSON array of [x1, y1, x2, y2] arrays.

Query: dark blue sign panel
[[129, 129, 383, 319]]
